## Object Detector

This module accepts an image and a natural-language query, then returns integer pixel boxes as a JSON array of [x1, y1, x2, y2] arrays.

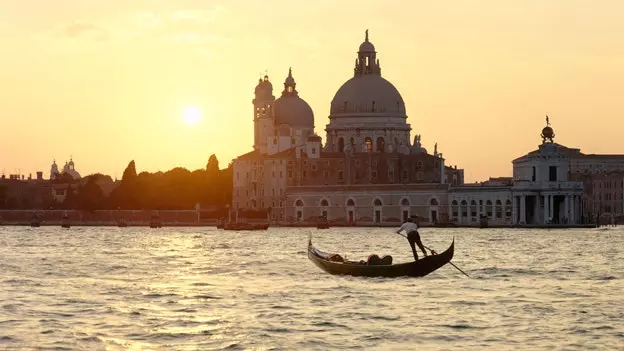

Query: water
[[0, 226, 622, 351]]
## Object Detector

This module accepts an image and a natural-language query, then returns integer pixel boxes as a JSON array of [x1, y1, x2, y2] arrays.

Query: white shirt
[[397, 222, 418, 233]]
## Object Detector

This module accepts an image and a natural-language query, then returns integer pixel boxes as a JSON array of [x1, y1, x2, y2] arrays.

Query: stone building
[[232, 31, 464, 225]]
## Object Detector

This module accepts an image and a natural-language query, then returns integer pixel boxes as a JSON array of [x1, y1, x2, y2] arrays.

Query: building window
[[338, 138, 345, 153], [532, 166, 536, 181], [280, 171, 283, 178], [338, 171, 343, 180], [549, 166, 557, 181], [371, 171, 377, 179], [374, 210, 381, 223], [376, 137, 385, 153], [451, 200, 458, 218], [365, 137, 373, 153], [495, 200, 502, 218], [312, 148, 316, 154], [324, 171, 329, 179], [303, 171, 307, 178], [486, 200, 493, 218], [288, 171, 293, 178]]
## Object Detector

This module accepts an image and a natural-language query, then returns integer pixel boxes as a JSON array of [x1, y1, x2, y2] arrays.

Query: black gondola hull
[[308, 239, 454, 278]]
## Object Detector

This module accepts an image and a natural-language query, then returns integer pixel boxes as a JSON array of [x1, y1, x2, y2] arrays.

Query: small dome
[[359, 40, 375, 53], [274, 96, 314, 128], [274, 68, 314, 128], [330, 75, 405, 115], [542, 126, 554, 138]]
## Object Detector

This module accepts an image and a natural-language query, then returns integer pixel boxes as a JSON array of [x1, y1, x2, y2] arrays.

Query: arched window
[[430, 198, 439, 206], [505, 199, 512, 218], [338, 138, 345, 153], [365, 137, 373, 153], [451, 200, 458, 218], [320, 199, 329, 207], [401, 198, 410, 206], [470, 200, 477, 218], [295, 199, 304, 207], [346, 199, 355, 207], [251, 200, 257, 209], [486, 200, 493, 218], [495, 200, 503, 218], [350, 137, 355, 146], [376, 137, 385, 153], [372, 101, 376, 112], [373, 198, 383, 206], [461, 200, 468, 217]]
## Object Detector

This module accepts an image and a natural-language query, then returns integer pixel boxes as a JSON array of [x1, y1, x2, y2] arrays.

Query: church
[[232, 31, 464, 226], [231, 31, 624, 227]]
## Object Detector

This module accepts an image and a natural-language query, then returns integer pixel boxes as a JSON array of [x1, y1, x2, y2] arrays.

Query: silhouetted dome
[[330, 75, 405, 115], [274, 68, 314, 128], [359, 40, 375, 53], [274, 96, 314, 128]]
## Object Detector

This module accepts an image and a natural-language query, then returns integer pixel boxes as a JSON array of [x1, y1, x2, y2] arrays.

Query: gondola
[[308, 238, 454, 278]]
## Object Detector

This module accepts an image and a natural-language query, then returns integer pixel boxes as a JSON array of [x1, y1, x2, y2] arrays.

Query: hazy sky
[[2, 0, 624, 182]]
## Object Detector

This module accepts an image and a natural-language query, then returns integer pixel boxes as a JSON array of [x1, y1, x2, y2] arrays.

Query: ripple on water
[[0, 227, 622, 350]]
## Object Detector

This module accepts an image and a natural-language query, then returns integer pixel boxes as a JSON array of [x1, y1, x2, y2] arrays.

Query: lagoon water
[[0, 226, 622, 350]]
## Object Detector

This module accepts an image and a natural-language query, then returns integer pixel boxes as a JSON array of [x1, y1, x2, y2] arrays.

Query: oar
[[395, 232, 471, 278]]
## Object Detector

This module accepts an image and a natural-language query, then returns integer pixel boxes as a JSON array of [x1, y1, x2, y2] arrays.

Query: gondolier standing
[[396, 218, 428, 261]]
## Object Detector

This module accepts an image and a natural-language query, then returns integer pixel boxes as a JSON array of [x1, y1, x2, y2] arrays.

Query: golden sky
[[2, 0, 624, 182]]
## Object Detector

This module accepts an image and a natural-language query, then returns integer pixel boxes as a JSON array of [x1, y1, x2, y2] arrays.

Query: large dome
[[330, 75, 406, 115], [274, 95, 314, 127]]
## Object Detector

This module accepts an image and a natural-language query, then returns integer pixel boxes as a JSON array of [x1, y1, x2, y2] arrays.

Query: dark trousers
[[407, 230, 426, 260]]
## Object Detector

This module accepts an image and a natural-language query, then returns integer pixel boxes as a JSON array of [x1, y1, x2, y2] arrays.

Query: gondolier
[[396, 218, 428, 260]]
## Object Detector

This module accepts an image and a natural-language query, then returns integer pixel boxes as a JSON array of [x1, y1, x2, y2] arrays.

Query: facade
[[231, 31, 622, 227], [0, 172, 53, 209], [232, 31, 464, 225]]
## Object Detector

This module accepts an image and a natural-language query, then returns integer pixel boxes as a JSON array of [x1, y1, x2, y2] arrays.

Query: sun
[[182, 106, 202, 125]]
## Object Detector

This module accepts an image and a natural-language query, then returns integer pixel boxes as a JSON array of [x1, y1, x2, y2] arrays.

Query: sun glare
[[182, 106, 202, 125]]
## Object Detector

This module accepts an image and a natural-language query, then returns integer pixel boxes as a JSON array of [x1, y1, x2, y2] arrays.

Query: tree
[[206, 154, 219, 178], [122, 160, 137, 182], [77, 176, 106, 210]]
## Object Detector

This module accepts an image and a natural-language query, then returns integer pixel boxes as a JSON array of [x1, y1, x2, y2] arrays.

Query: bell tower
[[252, 74, 275, 154]]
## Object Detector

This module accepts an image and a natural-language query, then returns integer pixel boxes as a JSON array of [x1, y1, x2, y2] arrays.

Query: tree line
[[0, 155, 232, 211]]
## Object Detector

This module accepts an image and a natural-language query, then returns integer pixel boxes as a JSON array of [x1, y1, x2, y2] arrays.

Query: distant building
[[0, 172, 53, 209], [50, 158, 81, 181]]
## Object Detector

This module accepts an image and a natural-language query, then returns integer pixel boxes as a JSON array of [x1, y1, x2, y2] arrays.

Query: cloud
[[37, 4, 230, 51], [63, 21, 109, 42]]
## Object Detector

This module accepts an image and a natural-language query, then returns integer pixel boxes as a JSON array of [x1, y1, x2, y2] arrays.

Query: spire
[[282, 67, 298, 96], [365, 29, 369, 42]]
